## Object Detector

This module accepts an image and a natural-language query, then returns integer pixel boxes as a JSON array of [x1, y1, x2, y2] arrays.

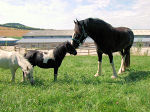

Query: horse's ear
[[74, 20, 76, 24], [76, 19, 81, 26], [76, 19, 79, 24]]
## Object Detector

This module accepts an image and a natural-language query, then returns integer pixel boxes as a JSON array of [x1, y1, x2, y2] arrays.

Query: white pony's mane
[[15, 52, 33, 71]]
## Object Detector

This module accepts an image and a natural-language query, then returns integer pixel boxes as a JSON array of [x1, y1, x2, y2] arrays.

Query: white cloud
[[0, 0, 150, 29], [0, 0, 73, 29], [88, 0, 110, 8]]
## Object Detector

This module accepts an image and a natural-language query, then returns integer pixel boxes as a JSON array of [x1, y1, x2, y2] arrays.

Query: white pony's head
[[23, 65, 34, 85], [16, 53, 34, 85]]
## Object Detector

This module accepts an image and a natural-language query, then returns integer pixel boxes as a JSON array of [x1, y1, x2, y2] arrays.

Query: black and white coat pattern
[[24, 42, 77, 81]]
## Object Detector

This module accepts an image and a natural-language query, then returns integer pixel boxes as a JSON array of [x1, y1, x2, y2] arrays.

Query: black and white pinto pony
[[72, 18, 134, 78], [24, 41, 77, 81], [0, 50, 34, 84]]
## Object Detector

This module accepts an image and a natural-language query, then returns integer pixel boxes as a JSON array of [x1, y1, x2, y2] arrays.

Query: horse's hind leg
[[108, 53, 117, 79], [118, 46, 131, 74], [54, 67, 58, 81], [118, 50, 126, 74]]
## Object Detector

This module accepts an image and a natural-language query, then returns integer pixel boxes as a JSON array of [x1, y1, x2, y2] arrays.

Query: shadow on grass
[[0, 77, 47, 87], [124, 69, 150, 83], [56, 73, 102, 85], [2, 70, 149, 87]]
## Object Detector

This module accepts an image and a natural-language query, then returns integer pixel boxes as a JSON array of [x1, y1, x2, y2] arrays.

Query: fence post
[[88, 49, 90, 55]]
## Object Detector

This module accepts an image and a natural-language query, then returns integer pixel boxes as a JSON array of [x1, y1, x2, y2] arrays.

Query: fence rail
[[1, 42, 150, 56]]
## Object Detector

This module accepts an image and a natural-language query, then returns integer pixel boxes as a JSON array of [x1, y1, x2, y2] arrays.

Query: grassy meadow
[[0, 55, 150, 112]]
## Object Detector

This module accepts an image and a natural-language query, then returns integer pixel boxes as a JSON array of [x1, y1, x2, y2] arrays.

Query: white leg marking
[[94, 61, 102, 77], [118, 56, 126, 74], [110, 61, 117, 79]]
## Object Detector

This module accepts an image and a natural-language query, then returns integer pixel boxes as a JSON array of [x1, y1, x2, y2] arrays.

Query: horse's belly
[[37, 62, 55, 68]]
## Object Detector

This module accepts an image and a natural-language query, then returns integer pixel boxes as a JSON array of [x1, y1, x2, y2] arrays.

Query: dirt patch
[[0, 26, 29, 37]]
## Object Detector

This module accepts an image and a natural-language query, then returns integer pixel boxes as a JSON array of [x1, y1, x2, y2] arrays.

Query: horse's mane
[[53, 42, 68, 60], [14, 52, 33, 71], [80, 18, 113, 30]]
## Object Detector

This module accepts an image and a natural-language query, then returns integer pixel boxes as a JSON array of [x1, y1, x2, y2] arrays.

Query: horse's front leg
[[108, 53, 117, 79], [10, 68, 16, 82], [54, 67, 58, 81], [95, 51, 102, 77]]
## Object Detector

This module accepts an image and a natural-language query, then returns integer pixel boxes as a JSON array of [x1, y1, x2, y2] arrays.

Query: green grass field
[[0, 55, 150, 112]]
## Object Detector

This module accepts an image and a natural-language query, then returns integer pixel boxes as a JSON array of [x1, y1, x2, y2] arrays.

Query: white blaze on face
[[71, 33, 75, 44], [43, 50, 54, 63]]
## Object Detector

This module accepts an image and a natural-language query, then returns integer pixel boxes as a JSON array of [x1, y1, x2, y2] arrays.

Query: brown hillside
[[0, 26, 30, 37]]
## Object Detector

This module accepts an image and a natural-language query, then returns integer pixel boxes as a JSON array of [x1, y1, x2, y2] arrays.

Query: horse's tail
[[125, 29, 134, 68], [125, 49, 130, 68]]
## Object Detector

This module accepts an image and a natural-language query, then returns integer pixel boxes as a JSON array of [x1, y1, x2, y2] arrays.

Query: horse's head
[[72, 19, 88, 48], [65, 41, 77, 55], [23, 66, 34, 85]]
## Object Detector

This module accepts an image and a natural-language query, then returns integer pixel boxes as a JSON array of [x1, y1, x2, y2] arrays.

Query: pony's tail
[[125, 50, 130, 68]]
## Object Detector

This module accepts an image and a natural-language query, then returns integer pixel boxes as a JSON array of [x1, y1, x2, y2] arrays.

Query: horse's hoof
[[118, 70, 125, 75], [30, 80, 35, 85], [118, 71, 122, 75], [94, 73, 100, 77], [111, 75, 117, 79], [54, 79, 57, 82]]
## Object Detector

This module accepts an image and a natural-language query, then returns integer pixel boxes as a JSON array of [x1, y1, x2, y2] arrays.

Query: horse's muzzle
[[73, 51, 77, 55]]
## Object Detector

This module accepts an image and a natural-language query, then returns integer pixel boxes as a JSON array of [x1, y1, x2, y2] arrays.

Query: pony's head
[[65, 41, 77, 55], [23, 65, 34, 85], [72, 19, 88, 48]]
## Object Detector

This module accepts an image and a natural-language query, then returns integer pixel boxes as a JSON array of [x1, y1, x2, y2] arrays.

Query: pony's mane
[[14, 52, 33, 71], [53, 42, 68, 59]]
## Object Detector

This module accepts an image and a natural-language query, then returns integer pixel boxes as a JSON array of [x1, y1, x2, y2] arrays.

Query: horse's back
[[0, 50, 18, 68], [115, 27, 134, 45], [87, 18, 134, 53]]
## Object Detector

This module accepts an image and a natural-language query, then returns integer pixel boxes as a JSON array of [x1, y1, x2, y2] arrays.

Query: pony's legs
[[95, 52, 102, 77], [54, 67, 58, 81], [22, 72, 25, 82], [10, 68, 17, 82], [108, 53, 117, 79]]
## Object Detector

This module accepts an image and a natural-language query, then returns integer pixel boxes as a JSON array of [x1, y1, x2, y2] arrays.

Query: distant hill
[[0, 26, 30, 37], [0, 23, 42, 30]]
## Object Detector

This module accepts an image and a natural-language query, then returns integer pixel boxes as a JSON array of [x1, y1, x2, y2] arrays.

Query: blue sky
[[0, 0, 149, 29]]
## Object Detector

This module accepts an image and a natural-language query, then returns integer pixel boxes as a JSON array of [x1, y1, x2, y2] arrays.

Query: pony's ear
[[65, 41, 71, 48], [74, 20, 76, 24]]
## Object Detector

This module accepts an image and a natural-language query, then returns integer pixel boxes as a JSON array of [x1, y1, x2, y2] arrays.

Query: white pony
[[0, 50, 34, 85]]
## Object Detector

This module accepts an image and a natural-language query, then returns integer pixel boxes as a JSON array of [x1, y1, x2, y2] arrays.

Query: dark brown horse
[[72, 18, 134, 78]]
